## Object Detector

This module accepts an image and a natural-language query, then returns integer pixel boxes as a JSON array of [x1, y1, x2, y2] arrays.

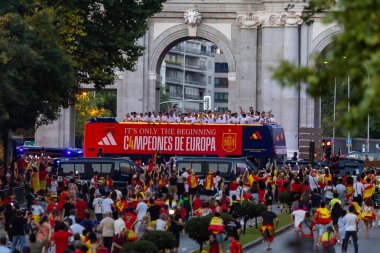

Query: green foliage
[[160, 85, 171, 112], [75, 91, 114, 147], [279, 191, 293, 206], [253, 203, 267, 217], [121, 240, 158, 253], [0, 10, 75, 132], [185, 217, 210, 250], [0, 0, 165, 160], [274, 0, 380, 134], [139, 230, 176, 251]]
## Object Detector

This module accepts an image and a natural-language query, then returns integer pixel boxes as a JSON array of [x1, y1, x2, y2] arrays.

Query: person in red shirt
[[46, 196, 58, 214], [192, 194, 203, 215], [124, 208, 137, 231], [229, 178, 239, 199], [53, 222, 73, 253], [76, 195, 88, 220], [58, 187, 69, 211], [209, 234, 220, 253], [229, 234, 242, 253]]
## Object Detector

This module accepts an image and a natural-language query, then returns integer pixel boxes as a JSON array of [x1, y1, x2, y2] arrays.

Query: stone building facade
[[35, 0, 342, 157]]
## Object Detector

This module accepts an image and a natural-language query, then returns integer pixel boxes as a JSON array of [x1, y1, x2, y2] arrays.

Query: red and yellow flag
[[363, 184, 374, 199], [204, 175, 213, 190], [345, 185, 354, 199], [316, 207, 332, 225], [188, 175, 198, 189], [208, 217, 225, 234]]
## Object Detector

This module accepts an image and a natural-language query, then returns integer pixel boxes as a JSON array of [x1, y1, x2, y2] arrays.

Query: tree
[[0, 0, 165, 163], [0, 10, 76, 163], [75, 92, 113, 147], [121, 240, 158, 253], [185, 217, 210, 252], [139, 230, 176, 252], [273, 0, 380, 135], [160, 85, 171, 112]]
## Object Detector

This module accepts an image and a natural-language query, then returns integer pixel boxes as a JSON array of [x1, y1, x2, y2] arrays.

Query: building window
[[214, 78, 228, 88], [208, 60, 212, 69], [215, 63, 228, 73], [208, 76, 211, 85], [214, 92, 228, 103]]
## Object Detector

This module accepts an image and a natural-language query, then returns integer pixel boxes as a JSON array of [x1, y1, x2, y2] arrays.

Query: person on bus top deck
[[97, 148, 104, 158], [292, 152, 298, 161]]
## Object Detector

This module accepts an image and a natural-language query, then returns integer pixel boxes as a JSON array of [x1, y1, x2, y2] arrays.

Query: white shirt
[[31, 205, 44, 215], [70, 223, 84, 236], [353, 182, 363, 197], [136, 201, 148, 220], [50, 181, 58, 194], [102, 198, 114, 214], [155, 219, 167, 231], [93, 198, 103, 214], [343, 213, 358, 231], [291, 209, 306, 228], [114, 218, 126, 235], [308, 175, 319, 190]]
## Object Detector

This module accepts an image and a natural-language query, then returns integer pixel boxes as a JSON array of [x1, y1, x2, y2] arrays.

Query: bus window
[[120, 163, 132, 174], [92, 164, 101, 173], [75, 164, 85, 174], [61, 164, 74, 174], [208, 162, 230, 175], [218, 163, 230, 174], [102, 163, 112, 173], [191, 163, 202, 174], [178, 162, 191, 171]]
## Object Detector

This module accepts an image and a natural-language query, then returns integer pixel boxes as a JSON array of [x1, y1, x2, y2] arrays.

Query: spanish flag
[[345, 185, 354, 199], [188, 175, 199, 189], [204, 175, 213, 190], [116, 200, 128, 213], [361, 210, 375, 221], [127, 229, 138, 241], [316, 207, 332, 225], [208, 217, 225, 234], [363, 184, 375, 199], [350, 201, 362, 218]]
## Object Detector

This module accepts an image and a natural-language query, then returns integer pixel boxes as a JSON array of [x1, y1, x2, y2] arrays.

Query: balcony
[[185, 64, 207, 71], [185, 94, 203, 100], [170, 46, 214, 57], [166, 76, 206, 87]]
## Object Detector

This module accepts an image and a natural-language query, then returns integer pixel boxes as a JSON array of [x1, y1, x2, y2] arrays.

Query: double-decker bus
[[83, 118, 287, 163]]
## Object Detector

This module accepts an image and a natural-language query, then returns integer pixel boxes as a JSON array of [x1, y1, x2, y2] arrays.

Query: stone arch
[[149, 23, 236, 74], [309, 24, 343, 128], [309, 24, 343, 66]]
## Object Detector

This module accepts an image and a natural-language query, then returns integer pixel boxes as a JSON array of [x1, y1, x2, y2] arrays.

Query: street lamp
[[363, 63, 370, 152]]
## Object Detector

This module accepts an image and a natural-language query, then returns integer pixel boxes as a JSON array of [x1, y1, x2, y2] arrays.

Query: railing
[[166, 76, 206, 86], [185, 64, 207, 71], [170, 46, 215, 57]]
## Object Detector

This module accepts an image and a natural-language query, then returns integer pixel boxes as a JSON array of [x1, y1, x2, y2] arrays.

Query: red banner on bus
[[84, 122, 243, 157]]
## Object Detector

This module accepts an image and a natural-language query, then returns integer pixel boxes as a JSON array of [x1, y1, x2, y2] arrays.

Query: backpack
[[300, 220, 313, 238]]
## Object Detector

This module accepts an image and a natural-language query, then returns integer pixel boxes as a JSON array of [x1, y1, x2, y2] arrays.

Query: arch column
[[282, 23, 301, 156]]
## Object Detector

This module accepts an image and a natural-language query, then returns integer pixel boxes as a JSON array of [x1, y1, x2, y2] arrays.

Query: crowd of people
[[0, 154, 380, 253], [121, 106, 277, 124]]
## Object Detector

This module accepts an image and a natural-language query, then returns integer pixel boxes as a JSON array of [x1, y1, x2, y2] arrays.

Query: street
[[246, 221, 380, 253]]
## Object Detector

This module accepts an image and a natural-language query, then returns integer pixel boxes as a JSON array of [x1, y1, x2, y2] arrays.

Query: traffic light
[[322, 139, 326, 152], [326, 139, 332, 160]]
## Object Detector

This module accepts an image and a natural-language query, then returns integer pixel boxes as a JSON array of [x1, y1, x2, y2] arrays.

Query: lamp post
[[363, 63, 370, 152]]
